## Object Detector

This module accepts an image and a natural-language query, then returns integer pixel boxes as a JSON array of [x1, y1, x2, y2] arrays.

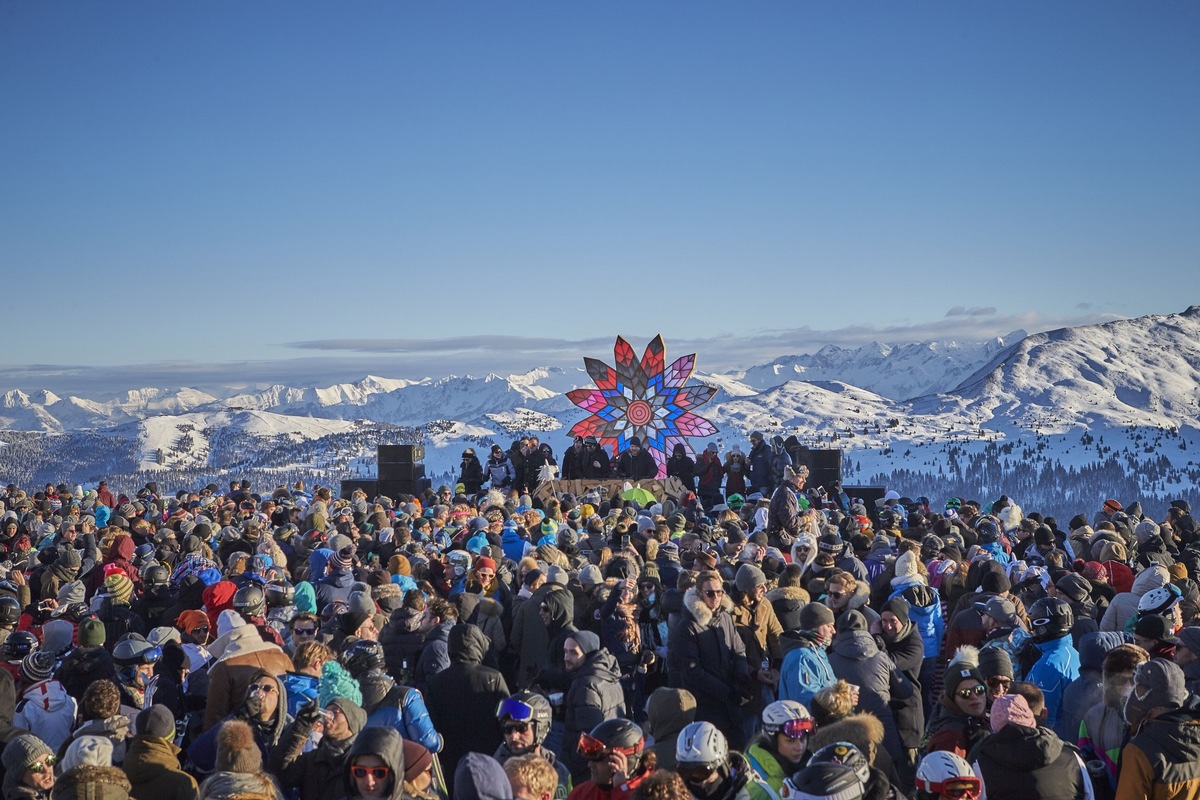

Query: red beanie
[[475, 556, 497, 572]]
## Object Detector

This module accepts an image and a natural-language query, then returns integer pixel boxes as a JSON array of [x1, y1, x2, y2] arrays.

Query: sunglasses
[[504, 722, 532, 735], [29, 755, 57, 774], [780, 718, 815, 739], [249, 683, 277, 695], [986, 677, 1012, 688], [293, 627, 317, 636], [827, 591, 846, 600], [956, 684, 987, 699], [351, 766, 391, 782], [703, 589, 724, 598]]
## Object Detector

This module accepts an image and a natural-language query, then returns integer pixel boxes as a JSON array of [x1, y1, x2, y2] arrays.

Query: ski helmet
[[496, 692, 553, 750], [265, 579, 296, 608], [232, 583, 267, 618], [3, 631, 39, 662], [784, 763, 865, 800], [761, 700, 814, 738], [0, 596, 21, 627], [914, 751, 980, 799], [142, 564, 169, 587], [1138, 584, 1183, 618], [578, 719, 644, 769], [810, 742, 871, 786], [112, 637, 161, 667], [1027, 597, 1074, 643], [339, 639, 386, 679], [675, 721, 728, 771]]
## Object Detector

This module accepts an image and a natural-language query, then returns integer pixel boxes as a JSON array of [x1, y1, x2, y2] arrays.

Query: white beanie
[[61, 735, 113, 771], [216, 608, 247, 639]]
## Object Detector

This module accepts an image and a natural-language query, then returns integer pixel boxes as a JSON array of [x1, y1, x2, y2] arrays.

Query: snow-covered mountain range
[[2, 307, 1198, 520]]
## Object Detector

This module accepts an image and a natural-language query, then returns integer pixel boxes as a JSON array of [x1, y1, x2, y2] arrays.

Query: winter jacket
[[1116, 694, 1200, 800], [514, 585, 571, 689], [765, 485, 801, 549], [671, 588, 752, 743], [729, 595, 784, 670], [272, 727, 357, 800], [49, 765, 131, 800], [379, 606, 425, 683], [55, 645, 116, 703], [279, 671, 318, 718], [767, 439, 792, 492], [125, 735, 198, 800], [1080, 701, 1129, 794], [776, 630, 835, 708], [358, 671, 442, 753], [923, 697, 990, 759], [1026, 635, 1081, 734], [313, 569, 355, 609], [424, 624, 510, 779], [186, 673, 289, 776], [666, 454, 696, 492], [1100, 565, 1168, 632], [973, 723, 1089, 800], [458, 455, 485, 495], [881, 621, 926, 751], [564, 648, 626, 779], [414, 619, 454, 690], [888, 581, 944, 660], [615, 449, 656, 480], [1060, 631, 1129, 745], [827, 620, 911, 764], [502, 527, 533, 565], [202, 627, 294, 732], [696, 451, 724, 497], [486, 455, 516, 488], [12, 679, 76, 752], [746, 441, 771, 495], [343, 728, 407, 800]]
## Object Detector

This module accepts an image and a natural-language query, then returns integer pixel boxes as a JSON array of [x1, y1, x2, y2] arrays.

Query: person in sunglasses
[[922, 647, 989, 760], [745, 701, 814, 796], [1, 734, 57, 800], [494, 693, 570, 799], [186, 670, 290, 776], [343, 727, 407, 800]]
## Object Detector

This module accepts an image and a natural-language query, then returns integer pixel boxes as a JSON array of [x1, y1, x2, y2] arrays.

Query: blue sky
[[1, 2, 1197, 393]]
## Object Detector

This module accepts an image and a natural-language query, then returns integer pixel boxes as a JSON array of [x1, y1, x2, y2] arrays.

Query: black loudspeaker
[[378, 477, 433, 500], [339, 479, 378, 501], [378, 463, 426, 482], [378, 444, 425, 463], [782, 439, 843, 493], [843, 486, 889, 512]]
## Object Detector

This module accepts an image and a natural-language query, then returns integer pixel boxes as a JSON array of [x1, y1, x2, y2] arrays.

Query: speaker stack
[[782, 436, 844, 494], [376, 444, 431, 499], [339, 479, 379, 501]]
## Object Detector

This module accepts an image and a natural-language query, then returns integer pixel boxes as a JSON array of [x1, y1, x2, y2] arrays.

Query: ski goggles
[[925, 777, 981, 800], [778, 718, 815, 739], [496, 697, 536, 722], [676, 763, 718, 784], [577, 732, 642, 762]]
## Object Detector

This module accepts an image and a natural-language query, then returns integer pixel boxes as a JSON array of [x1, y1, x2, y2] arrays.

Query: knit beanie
[[388, 554, 412, 576], [20, 651, 56, 684], [454, 752, 514, 800], [318, 661, 363, 709], [475, 556, 497, 573], [798, 602, 835, 631], [990, 694, 1037, 732], [0, 734, 52, 776], [578, 565, 604, 587], [734, 564, 767, 594], [880, 597, 910, 626], [570, 630, 601, 656], [104, 573, 134, 603], [214, 719, 262, 773], [340, 590, 377, 635], [327, 697, 367, 738], [79, 618, 106, 647], [56, 579, 86, 606], [403, 740, 433, 782], [890, 551, 919, 588], [136, 704, 176, 740], [977, 646, 1014, 680], [60, 735, 113, 771], [216, 609, 247, 639], [329, 544, 355, 572], [1170, 563, 1189, 581], [943, 647, 984, 699], [176, 609, 209, 637]]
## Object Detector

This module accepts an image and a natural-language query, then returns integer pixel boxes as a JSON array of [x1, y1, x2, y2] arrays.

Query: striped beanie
[[104, 573, 134, 603]]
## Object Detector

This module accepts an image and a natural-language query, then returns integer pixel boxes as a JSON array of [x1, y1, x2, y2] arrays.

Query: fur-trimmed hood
[[808, 712, 885, 762], [765, 586, 810, 604], [54, 765, 132, 800], [683, 586, 734, 627]]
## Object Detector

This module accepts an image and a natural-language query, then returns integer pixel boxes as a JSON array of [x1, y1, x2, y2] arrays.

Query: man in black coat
[[616, 438, 656, 480], [425, 623, 511, 791], [878, 597, 924, 785], [579, 437, 612, 480]]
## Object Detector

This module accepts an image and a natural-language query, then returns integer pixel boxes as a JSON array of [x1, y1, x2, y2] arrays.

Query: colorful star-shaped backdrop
[[567, 335, 719, 478]]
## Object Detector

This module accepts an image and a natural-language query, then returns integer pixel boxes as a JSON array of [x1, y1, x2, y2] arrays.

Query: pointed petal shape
[[640, 335, 665, 381], [567, 388, 610, 414], [664, 354, 696, 389], [584, 358, 619, 391]]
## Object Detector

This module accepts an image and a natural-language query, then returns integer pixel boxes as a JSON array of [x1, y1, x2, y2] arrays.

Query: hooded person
[[124, 704, 198, 800], [343, 727, 407, 800], [878, 596, 926, 765], [202, 610, 295, 732], [826, 609, 911, 769], [425, 624, 511, 793], [198, 719, 285, 800], [1058, 630, 1131, 746], [187, 670, 290, 776], [644, 687, 697, 771], [1079, 643, 1150, 796], [562, 631, 626, 781], [12, 651, 76, 752], [454, 752, 513, 800]]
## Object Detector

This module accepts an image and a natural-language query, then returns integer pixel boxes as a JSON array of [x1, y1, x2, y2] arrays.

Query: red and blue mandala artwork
[[567, 335, 719, 478]]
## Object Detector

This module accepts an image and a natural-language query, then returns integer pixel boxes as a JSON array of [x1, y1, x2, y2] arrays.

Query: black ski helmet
[[0, 596, 21, 627], [265, 580, 296, 609], [339, 638, 385, 679], [3, 630, 39, 662], [233, 583, 267, 618], [1027, 597, 1074, 643], [142, 564, 170, 587]]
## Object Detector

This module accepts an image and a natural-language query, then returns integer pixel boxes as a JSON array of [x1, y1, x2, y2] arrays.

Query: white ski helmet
[[1138, 584, 1182, 617], [761, 700, 812, 736], [675, 721, 728, 769], [914, 751, 979, 797]]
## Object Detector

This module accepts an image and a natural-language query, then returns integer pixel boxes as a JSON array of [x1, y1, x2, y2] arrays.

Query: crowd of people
[[0, 429, 1197, 800]]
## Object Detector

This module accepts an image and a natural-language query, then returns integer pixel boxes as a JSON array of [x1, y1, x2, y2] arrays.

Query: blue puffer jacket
[[1026, 634, 1081, 734], [363, 677, 444, 754], [777, 631, 835, 708], [502, 527, 531, 564], [280, 671, 319, 717], [888, 581, 944, 659]]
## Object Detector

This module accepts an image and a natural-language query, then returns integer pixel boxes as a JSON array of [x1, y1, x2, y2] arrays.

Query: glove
[[296, 698, 322, 727]]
